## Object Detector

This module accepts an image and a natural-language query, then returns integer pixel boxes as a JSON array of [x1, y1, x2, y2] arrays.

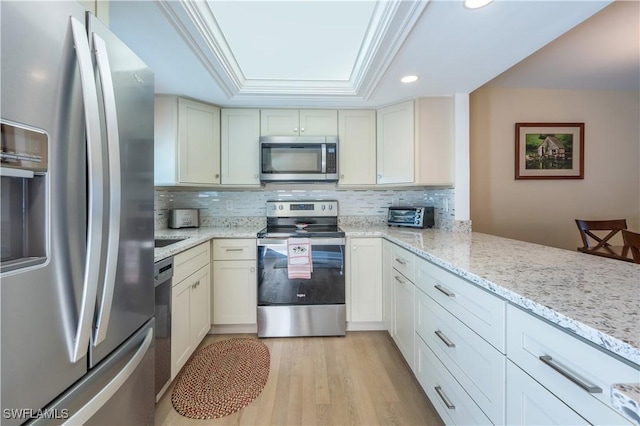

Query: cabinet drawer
[[507, 305, 637, 425], [415, 256, 506, 352], [391, 244, 415, 282], [173, 242, 210, 285], [507, 360, 588, 425], [212, 239, 256, 260], [415, 336, 492, 425], [415, 287, 506, 425]]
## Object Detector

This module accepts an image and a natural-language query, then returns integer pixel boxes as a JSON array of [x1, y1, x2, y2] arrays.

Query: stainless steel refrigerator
[[1, 2, 155, 424]]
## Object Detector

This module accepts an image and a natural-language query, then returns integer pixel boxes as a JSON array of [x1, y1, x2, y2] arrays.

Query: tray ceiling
[[109, 0, 628, 108]]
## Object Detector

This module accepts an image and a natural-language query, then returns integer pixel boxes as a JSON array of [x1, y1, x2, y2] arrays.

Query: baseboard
[[209, 324, 258, 335], [346, 321, 386, 331], [209, 323, 386, 334]]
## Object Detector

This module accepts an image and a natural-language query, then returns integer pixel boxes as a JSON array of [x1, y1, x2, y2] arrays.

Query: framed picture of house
[[515, 122, 584, 180]]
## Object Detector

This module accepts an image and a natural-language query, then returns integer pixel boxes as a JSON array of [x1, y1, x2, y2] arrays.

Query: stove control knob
[[328, 205, 333, 210], [321, 204, 326, 210], [278, 204, 284, 210]]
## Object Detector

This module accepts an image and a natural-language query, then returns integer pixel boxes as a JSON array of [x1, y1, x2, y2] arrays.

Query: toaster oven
[[387, 206, 434, 229]]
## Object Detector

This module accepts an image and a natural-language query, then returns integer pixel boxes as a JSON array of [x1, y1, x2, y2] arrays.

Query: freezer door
[[31, 319, 155, 426], [0, 1, 90, 423], [87, 14, 155, 366]]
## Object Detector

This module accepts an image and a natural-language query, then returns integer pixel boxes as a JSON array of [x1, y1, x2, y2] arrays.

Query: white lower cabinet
[[211, 239, 257, 325], [415, 286, 506, 424], [506, 305, 635, 425], [347, 237, 382, 322], [413, 255, 506, 425], [390, 244, 416, 370], [415, 336, 493, 425], [506, 360, 588, 425], [170, 242, 211, 380], [382, 240, 395, 335]]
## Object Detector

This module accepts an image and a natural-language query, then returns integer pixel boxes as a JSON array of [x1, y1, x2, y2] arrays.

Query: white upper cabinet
[[414, 97, 454, 186], [337, 109, 377, 185], [260, 109, 337, 136], [154, 96, 221, 186], [376, 100, 415, 184], [376, 98, 454, 186], [221, 108, 260, 186]]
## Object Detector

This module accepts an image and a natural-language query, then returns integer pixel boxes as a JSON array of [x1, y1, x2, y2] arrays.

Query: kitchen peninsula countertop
[[344, 225, 640, 366]]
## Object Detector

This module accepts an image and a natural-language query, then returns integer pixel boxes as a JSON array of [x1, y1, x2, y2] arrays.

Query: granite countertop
[[157, 225, 639, 365], [154, 227, 262, 262], [343, 226, 640, 367]]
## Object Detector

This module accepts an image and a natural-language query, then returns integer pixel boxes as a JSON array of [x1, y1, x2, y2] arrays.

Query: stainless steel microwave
[[260, 136, 338, 182], [387, 206, 435, 228]]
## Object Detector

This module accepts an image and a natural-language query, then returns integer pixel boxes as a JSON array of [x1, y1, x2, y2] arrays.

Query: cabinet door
[[189, 265, 211, 347], [393, 270, 415, 370], [415, 97, 454, 185], [348, 238, 382, 322], [260, 109, 299, 136], [382, 240, 395, 335], [506, 361, 588, 425], [170, 278, 192, 380], [338, 110, 376, 185], [178, 98, 221, 184], [212, 260, 257, 324], [221, 109, 260, 185], [376, 100, 414, 184], [299, 109, 338, 136]]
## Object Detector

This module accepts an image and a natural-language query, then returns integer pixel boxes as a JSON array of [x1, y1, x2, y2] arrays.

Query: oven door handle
[[258, 238, 345, 247]]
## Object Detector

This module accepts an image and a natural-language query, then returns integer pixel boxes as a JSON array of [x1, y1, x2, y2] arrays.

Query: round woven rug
[[171, 338, 270, 419]]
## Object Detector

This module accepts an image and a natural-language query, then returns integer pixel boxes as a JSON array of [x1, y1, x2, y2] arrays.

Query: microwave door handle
[[70, 17, 104, 363], [321, 143, 327, 173], [92, 33, 121, 347]]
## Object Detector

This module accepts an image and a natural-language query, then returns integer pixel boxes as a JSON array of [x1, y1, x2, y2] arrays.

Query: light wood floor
[[155, 331, 443, 426]]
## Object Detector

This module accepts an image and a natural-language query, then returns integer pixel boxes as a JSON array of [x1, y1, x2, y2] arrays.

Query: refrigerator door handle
[[62, 327, 153, 425], [70, 17, 104, 363], [92, 33, 121, 346]]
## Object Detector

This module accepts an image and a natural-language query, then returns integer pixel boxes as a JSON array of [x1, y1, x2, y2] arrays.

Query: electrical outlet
[[226, 200, 233, 211]]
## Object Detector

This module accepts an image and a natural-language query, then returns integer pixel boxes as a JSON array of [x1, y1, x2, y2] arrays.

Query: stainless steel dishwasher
[[154, 256, 173, 401]]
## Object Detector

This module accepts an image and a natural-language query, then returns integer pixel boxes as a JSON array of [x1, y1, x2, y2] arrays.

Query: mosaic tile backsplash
[[155, 188, 460, 231]]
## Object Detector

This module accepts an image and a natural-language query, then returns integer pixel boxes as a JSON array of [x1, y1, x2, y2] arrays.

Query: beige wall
[[470, 87, 640, 250]]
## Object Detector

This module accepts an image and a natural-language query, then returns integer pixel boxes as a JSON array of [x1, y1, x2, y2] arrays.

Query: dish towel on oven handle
[[287, 238, 313, 279]]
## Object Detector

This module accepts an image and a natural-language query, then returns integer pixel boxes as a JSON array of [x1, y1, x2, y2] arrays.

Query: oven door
[[257, 238, 345, 306]]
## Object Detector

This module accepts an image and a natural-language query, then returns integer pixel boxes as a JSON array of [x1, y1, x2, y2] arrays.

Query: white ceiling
[[108, 0, 638, 109]]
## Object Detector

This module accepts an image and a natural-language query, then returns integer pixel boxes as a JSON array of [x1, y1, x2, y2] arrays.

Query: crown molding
[[157, 0, 428, 102]]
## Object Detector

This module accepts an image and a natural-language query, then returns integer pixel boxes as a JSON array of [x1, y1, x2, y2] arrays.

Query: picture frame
[[515, 122, 584, 180]]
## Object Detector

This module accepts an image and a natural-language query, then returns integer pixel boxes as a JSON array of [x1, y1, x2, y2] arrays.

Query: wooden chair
[[575, 219, 632, 261], [622, 229, 640, 264]]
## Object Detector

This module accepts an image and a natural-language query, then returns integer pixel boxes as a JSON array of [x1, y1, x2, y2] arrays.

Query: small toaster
[[168, 209, 199, 229]]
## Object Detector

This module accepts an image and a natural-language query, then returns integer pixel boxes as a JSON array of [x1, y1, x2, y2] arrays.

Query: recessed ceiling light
[[401, 75, 419, 83], [464, 0, 494, 9]]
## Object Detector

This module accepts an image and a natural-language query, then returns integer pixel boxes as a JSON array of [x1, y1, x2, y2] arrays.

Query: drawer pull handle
[[192, 280, 200, 289], [435, 284, 455, 297], [395, 258, 407, 266], [225, 248, 244, 252], [435, 330, 456, 348], [394, 275, 406, 284], [434, 386, 455, 410], [539, 355, 602, 394]]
